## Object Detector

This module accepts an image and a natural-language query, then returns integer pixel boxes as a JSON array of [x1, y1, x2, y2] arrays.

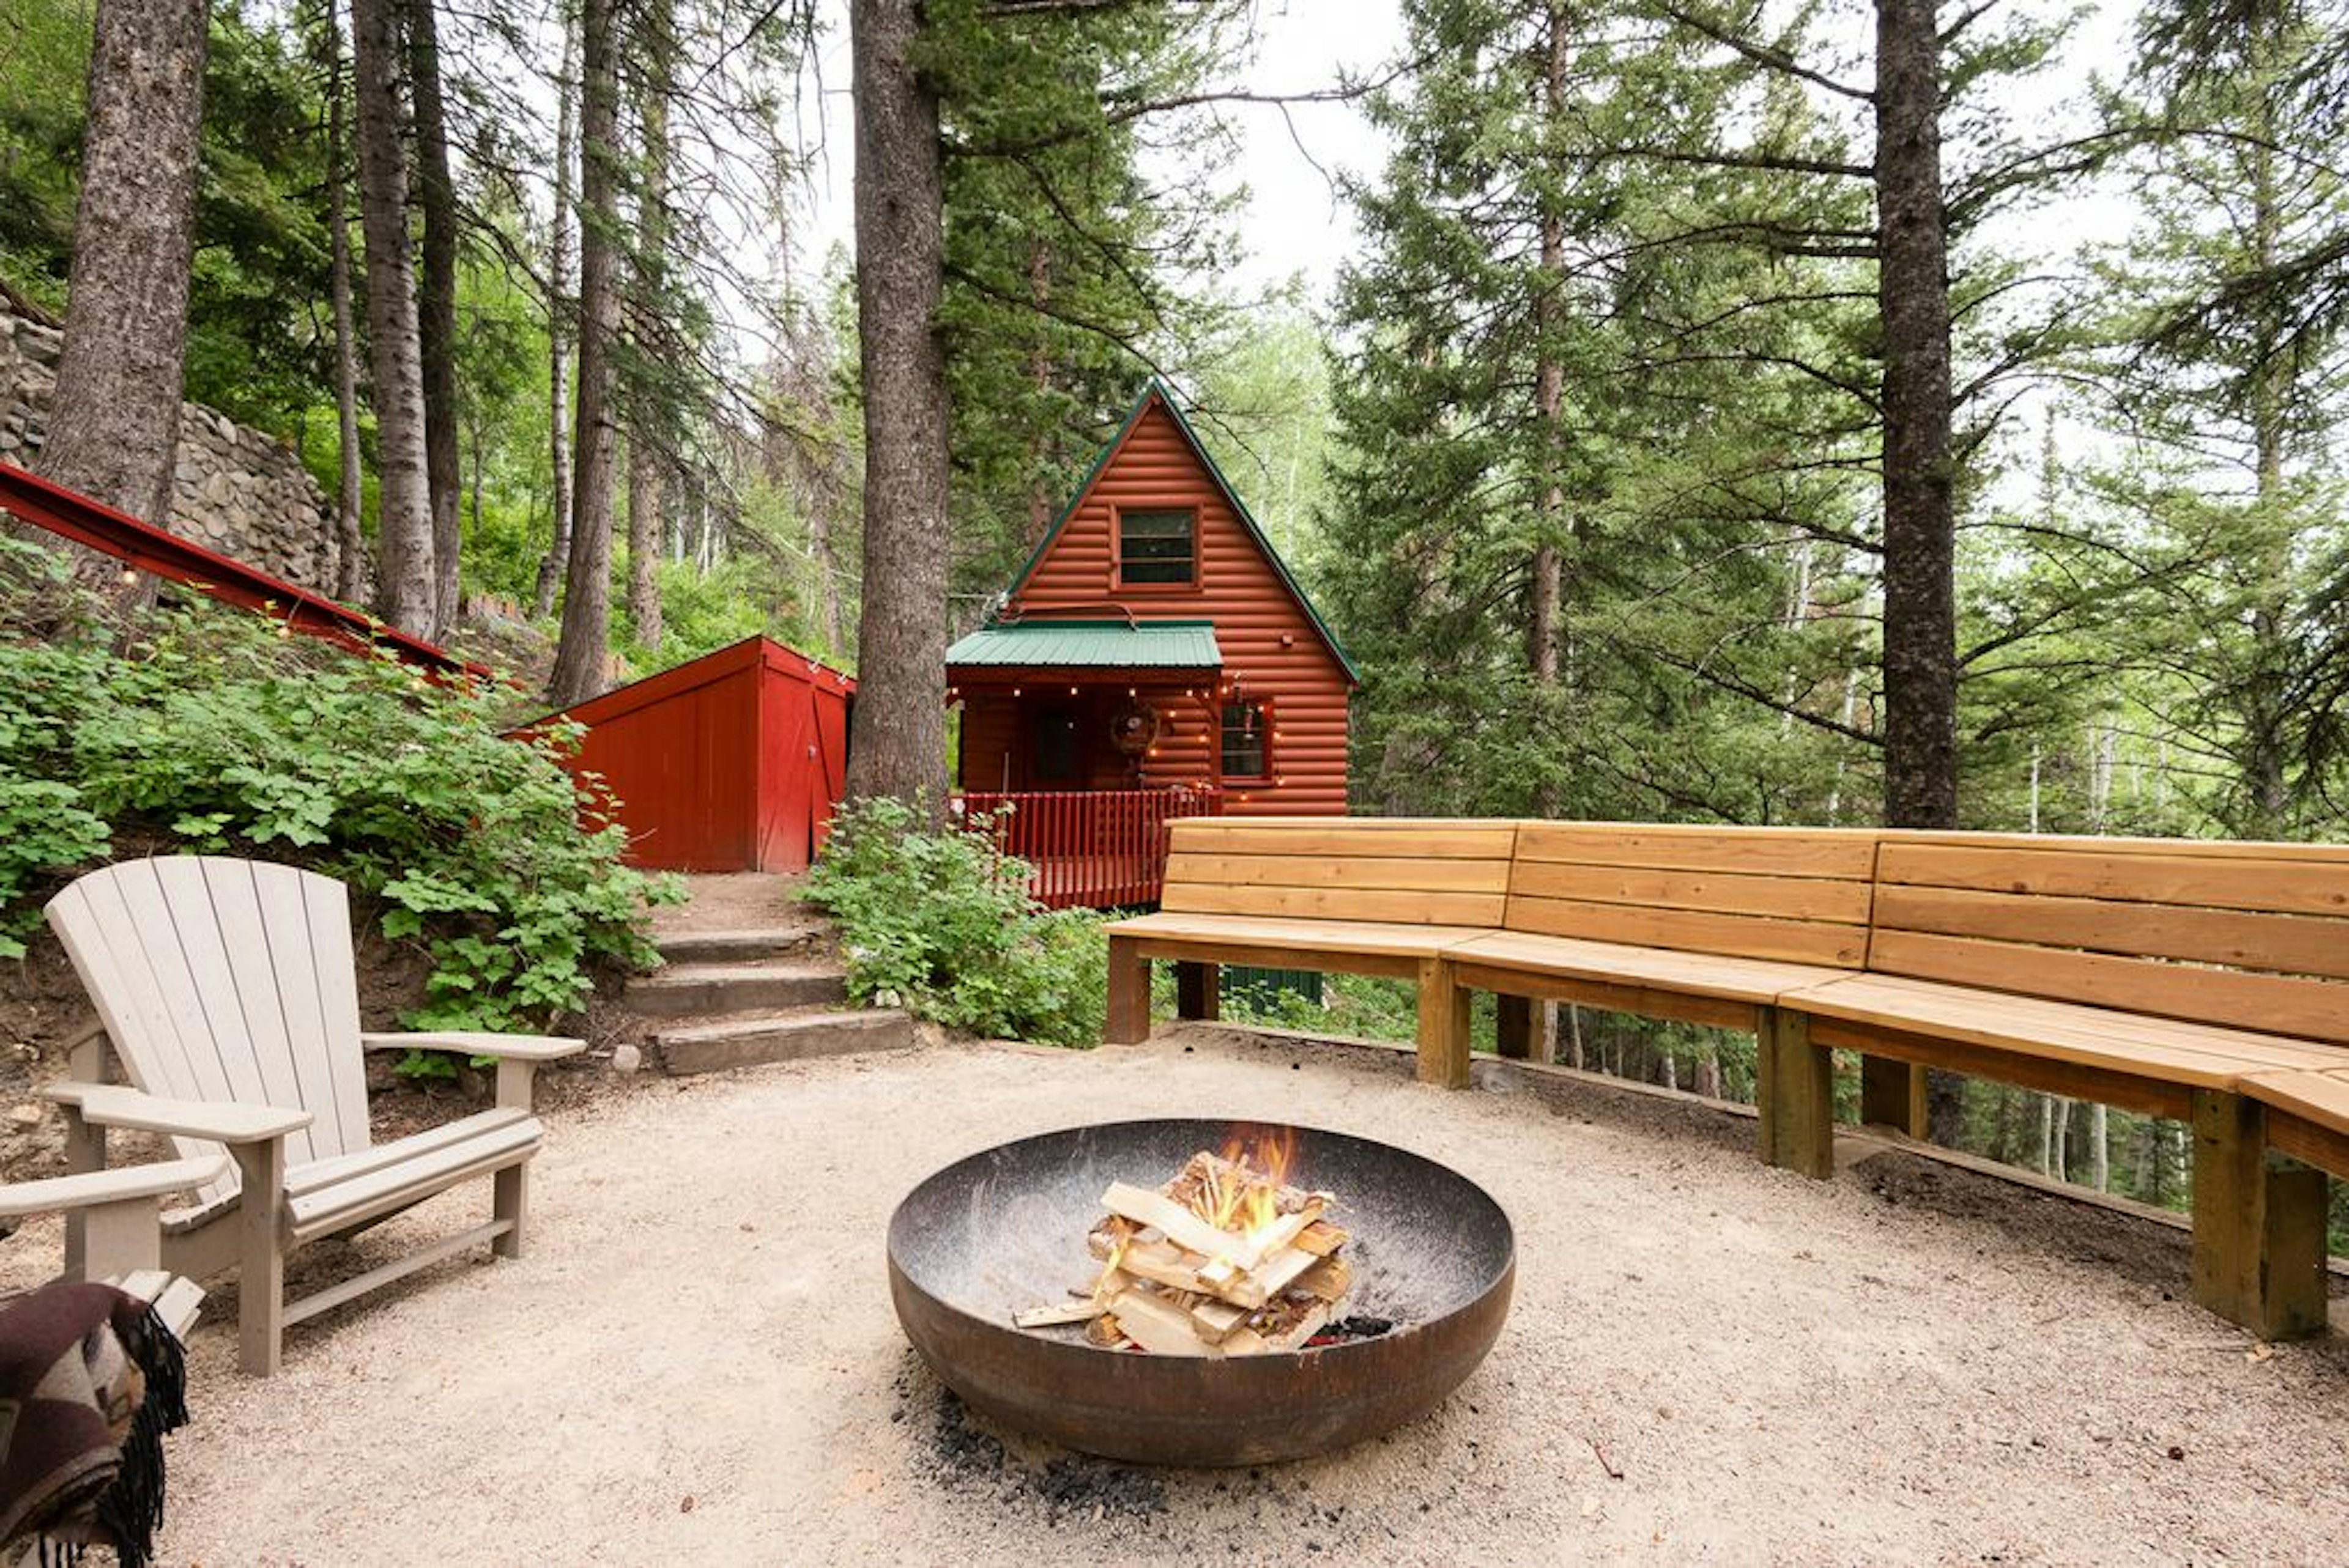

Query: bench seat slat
[[2243, 1068, 2349, 1136], [1449, 931, 1849, 1004], [1786, 974, 2349, 1084], [1107, 911, 1495, 961]]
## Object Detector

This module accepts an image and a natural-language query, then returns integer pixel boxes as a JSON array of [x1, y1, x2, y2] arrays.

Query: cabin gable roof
[[1004, 379, 1359, 685]]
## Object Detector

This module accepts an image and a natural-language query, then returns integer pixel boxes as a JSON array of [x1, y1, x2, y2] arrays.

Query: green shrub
[[0, 550, 679, 1041], [800, 796, 1105, 1046]]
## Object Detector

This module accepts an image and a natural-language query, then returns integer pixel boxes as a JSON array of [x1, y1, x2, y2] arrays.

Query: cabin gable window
[[1220, 699, 1271, 781], [1116, 508, 1197, 587]]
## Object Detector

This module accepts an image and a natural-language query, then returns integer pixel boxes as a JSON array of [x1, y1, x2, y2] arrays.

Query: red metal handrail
[[953, 786, 1223, 909]]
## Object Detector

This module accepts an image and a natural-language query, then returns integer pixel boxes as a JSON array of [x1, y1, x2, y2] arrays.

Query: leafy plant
[[800, 796, 1105, 1046], [0, 563, 680, 1043]]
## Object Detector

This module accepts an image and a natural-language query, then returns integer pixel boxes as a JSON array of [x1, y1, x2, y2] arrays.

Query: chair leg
[[2190, 1089, 2327, 1341], [493, 1164, 529, 1260], [1104, 936, 1151, 1044], [60, 1114, 105, 1279], [79, 1197, 163, 1278], [1415, 958, 1471, 1089], [1495, 994, 1534, 1060], [1756, 1008, 1834, 1179], [232, 1139, 288, 1377]]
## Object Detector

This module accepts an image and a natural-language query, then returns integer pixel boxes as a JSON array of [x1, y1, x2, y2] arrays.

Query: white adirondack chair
[[42, 856, 582, 1375]]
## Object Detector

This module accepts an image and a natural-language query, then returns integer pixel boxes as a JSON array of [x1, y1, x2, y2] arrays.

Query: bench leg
[[1105, 935, 1151, 1045], [1416, 957, 1471, 1089], [1495, 994, 1533, 1060], [2190, 1089, 2327, 1341], [1756, 1008, 1834, 1179], [1175, 961, 1220, 1023], [1859, 1057, 1928, 1137]]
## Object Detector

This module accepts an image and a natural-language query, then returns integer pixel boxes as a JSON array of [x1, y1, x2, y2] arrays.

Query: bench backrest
[[1870, 833, 2349, 1044], [1505, 823, 1880, 968], [1160, 818, 1516, 927]]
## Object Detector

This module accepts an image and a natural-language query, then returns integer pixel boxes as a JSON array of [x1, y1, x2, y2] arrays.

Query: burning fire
[[1190, 1126, 1295, 1241]]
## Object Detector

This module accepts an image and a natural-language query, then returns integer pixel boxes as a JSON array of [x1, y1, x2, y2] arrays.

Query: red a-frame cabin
[[947, 380, 1357, 906]]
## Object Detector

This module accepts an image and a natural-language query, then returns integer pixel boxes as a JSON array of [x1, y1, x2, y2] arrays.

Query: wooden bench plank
[[1875, 883, 2349, 980], [2243, 1068, 2349, 1137], [1162, 883, 1507, 925], [1450, 931, 1846, 1004], [1165, 851, 1513, 895], [1508, 897, 1868, 967], [1787, 974, 2349, 1084], [1510, 860, 1872, 924], [1514, 823, 1877, 878], [1168, 823, 1517, 859], [1866, 929, 2349, 1045], [1877, 840, 2349, 915], [1107, 911, 1495, 960]]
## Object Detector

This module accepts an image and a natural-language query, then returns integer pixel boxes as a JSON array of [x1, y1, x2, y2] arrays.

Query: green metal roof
[[944, 619, 1223, 670]]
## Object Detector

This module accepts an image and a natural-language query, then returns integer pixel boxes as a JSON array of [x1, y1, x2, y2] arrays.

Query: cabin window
[[1220, 700, 1270, 781], [1118, 509, 1196, 586]]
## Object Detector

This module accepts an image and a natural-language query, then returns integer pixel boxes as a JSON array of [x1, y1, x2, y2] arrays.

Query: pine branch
[[1651, 2, 1873, 103]]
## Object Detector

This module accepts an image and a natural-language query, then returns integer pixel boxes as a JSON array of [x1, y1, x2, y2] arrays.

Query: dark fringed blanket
[[0, 1282, 190, 1568]]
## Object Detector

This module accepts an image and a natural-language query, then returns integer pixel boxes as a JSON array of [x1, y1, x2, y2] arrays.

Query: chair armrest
[[0, 1154, 231, 1219], [361, 1030, 585, 1062], [45, 1084, 312, 1143]]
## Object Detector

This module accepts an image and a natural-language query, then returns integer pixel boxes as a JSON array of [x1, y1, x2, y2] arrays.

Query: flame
[[1186, 1128, 1296, 1244]]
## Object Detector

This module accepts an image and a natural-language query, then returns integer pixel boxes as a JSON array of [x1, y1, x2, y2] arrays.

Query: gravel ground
[[10, 1026, 2349, 1566]]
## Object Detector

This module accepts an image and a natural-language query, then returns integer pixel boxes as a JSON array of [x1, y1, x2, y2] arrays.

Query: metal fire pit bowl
[[886, 1119, 1515, 1466]]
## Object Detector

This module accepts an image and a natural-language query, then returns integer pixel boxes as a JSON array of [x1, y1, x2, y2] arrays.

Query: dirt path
[[16, 1029, 2349, 1565]]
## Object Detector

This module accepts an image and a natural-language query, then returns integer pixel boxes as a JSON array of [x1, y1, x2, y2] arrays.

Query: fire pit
[[887, 1119, 1515, 1466]]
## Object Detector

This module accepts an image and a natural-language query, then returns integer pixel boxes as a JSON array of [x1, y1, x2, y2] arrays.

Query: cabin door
[[1027, 704, 1083, 789]]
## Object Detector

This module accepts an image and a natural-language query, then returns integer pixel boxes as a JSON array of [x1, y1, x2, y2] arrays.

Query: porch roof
[[944, 619, 1222, 671]]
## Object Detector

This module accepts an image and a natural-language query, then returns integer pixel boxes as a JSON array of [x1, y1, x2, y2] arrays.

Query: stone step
[[653, 925, 825, 966], [625, 962, 846, 1018], [656, 1008, 915, 1076]]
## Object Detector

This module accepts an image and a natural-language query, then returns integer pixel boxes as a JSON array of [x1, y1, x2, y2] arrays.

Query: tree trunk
[[533, 4, 579, 622], [1026, 240, 1056, 547], [548, 0, 620, 706], [625, 0, 674, 654], [1874, 0, 1958, 832], [407, 0, 462, 637], [39, 0, 209, 613], [844, 0, 952, 810], [1528, 2, 1567, 707], [325, 9, 368, 604], [2241, 127, 2293, 834], [351, 0, 437, 636]]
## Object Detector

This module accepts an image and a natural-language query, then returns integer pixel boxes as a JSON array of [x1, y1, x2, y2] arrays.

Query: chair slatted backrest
[[46, 858, 374, 1205], [1159, 818, 1518, 927], [1506, 823, 1880, 967], [1871, 833, 2349, 1045]]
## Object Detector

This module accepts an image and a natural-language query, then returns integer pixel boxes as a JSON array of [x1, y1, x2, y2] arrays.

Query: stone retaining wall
[[0, 303, 355, 599]]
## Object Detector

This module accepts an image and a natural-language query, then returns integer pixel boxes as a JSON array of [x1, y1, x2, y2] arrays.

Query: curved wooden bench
[[1107, 818, 2349, 1339]]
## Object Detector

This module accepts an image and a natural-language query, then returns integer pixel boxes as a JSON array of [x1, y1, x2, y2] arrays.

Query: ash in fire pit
[[888, 1120, 1514, 1466]]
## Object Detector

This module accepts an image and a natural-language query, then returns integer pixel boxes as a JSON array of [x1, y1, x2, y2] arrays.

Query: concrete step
[[625, 961, 846, 1018], [656, 1008, 915, 1076], [653, 925, 825, 966]]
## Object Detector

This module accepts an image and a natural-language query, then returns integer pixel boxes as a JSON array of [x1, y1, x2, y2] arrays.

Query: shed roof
[[944, 619, 1222, 670]]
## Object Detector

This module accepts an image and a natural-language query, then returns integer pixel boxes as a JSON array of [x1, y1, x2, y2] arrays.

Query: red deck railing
[[954, 786, 1224, 909]]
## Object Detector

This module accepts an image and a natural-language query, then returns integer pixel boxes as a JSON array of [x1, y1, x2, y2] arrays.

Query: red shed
[[533, 635, 854, 873], [947, 380, 1356, 904]]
